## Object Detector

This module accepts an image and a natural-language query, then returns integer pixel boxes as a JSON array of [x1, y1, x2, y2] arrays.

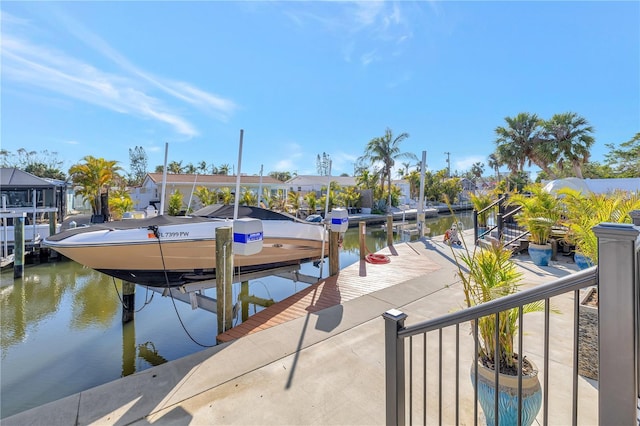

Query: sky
[[1, 1, 639, 180]]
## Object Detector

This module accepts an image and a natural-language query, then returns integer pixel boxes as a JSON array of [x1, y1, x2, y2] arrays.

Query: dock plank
[[217, 241, 442, 343]]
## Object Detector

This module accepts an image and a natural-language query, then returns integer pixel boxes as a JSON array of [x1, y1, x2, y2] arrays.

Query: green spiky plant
[[508, 183, 562, 245], [452, 238, 545, 374], [469, 192, 493, 228], [559, 188, 640, 264]]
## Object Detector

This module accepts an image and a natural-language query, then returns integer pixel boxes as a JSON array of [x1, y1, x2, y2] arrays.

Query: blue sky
[[2, 1, 638, 179]]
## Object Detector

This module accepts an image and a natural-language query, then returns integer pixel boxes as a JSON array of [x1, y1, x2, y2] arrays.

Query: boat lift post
[[319, 160, 332, 278], [417, 150, 427, 237], [2, 195, 8, 259]]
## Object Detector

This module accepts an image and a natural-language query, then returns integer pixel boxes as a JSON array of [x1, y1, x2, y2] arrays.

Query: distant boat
[[43, 205, 328, 288], [1, 253, 14, 269], [424, 207, 438, 218], [0, 222, 61, 246]]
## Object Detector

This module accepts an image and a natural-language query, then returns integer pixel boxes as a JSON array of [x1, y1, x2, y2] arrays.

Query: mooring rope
[[112, 277, 154, 313], [150, 225, 216, 348]]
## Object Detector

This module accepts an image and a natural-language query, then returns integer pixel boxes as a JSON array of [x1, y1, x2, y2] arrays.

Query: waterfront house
[[129, 173, 288, 213]]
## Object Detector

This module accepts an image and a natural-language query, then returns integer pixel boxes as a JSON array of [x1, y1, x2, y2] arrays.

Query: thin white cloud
[[273, 142, 304, 172], [282, 1, 412, 67], [0, 9, 236, 136]]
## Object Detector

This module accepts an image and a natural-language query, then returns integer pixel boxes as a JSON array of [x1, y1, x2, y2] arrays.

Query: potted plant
[[558, 188, 640, 379], [452, 240, 544, 425], [470, 192, 493, 239], [508, 184, 562, 266]]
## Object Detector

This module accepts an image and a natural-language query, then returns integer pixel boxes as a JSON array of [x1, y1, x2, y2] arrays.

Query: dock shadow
[[306, 275, 343, 333]]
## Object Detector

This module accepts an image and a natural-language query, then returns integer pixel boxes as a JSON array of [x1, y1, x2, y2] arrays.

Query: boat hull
[[44, 213, 327, 287]]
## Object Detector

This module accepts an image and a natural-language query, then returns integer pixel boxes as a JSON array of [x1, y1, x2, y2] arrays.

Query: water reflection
[[0, 211, 472, 418]]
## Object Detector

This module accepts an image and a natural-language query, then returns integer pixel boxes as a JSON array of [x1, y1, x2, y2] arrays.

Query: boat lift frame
[[145, 263, 321, 314]]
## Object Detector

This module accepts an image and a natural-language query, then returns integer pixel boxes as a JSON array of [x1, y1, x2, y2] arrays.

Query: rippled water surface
[[1, 212, 472, 418]]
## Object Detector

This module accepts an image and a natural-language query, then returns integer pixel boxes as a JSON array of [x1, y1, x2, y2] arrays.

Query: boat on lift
[[43, 205, 328, 287]]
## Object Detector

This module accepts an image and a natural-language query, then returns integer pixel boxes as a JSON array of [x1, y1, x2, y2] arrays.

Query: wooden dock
[[217, 241, 443, 342]]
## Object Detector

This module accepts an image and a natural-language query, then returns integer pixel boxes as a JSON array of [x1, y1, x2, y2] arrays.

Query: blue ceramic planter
[[574, 252, 594, 269], [528, 243, 552, 266], [472, 359, 542, 426]]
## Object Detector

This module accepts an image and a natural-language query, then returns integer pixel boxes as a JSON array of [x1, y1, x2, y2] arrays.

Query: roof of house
[[285, 175, 357, 187], [0, 168, 63, 188], [543, 177, 640, 194], [146, 173, 285, 186]]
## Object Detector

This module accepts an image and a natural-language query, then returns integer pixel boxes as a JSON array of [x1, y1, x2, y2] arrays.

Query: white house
[[130, 173, 288, 213], [285, 175, 357, 193]]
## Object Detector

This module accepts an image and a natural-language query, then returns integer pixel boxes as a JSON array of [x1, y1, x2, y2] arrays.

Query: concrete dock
[[3, 230, 597, 425]]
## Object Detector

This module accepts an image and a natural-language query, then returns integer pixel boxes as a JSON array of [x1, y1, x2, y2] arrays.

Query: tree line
[[2, 111, 638, 219]]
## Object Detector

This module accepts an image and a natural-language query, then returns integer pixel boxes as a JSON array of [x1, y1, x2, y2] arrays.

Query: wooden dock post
[[240, 280, 249, 322], [14, 215, 25, 278], [216, 226, 233, 334], [359, 221, 366, 260], [329, 231, 340, 276], [386, 214, 394, 246], [122, 281, 136, 323], [48, 212, 58, 260]]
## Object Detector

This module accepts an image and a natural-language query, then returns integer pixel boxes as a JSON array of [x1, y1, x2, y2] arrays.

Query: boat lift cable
[[149, 225, 216, 348], [112, 277, 155, 313]]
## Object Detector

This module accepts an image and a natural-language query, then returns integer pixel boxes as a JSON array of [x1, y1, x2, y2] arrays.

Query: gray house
[[0, 168, 67, 222]]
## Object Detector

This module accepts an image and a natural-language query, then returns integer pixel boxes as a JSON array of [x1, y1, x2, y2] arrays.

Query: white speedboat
[[44, 205, 328, 287]]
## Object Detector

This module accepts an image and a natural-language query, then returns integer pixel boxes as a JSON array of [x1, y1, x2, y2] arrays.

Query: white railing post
[[383, 309, 408, 426], [593, 222, 640, 425]]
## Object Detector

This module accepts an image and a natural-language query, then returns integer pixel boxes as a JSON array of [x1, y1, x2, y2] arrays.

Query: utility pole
[[444, 152, 451, 178]]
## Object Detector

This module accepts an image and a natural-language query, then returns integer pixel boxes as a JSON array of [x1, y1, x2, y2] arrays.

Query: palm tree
[[68, 156, 122, 216], [218, 164, 231, 175], [406, 170, 421, 200], [493, 113, 541, 174], [194, 186, 217, 206], [356, 169, 379, 190], [287, 190, 301, 217], [240, 187, 257, 206], [304, 191, 318, 214], [363, 128, 416, 212], [541, 112, 595, 179], [218, 187, 233, 204], [167, 160, 183, 174], [487, 153, 500, 180], [183, 163, 197, 174]]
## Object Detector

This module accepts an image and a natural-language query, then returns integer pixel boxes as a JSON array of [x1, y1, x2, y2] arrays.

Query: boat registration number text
[[148, 231, 190, 239]]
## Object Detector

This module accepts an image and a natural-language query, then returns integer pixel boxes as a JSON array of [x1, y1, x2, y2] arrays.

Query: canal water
[[0, 212, 472, 418]]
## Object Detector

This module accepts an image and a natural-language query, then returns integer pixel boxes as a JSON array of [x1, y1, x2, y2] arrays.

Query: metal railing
[[384, 221, 640, 425], [473, 196, 528, 249]]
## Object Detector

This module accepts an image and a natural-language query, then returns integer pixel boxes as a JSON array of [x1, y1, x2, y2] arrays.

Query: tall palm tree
[[487, 153, 500, 180], [363, 128, 416, 211], [68, 156, 122, 216], [494, 113, 541, 174], [406, 169, 421, 200], [541, 112, 595, 179]]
